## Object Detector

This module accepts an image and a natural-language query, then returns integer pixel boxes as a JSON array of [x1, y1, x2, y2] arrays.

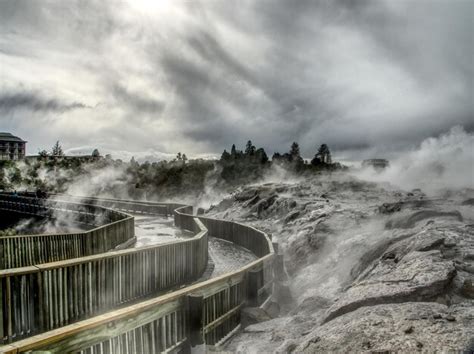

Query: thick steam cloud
[[354, 126, 474, 195]]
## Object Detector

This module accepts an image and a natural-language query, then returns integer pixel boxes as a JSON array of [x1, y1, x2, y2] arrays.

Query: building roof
[[362, 159, 389, 167], [0, 132, 27, 143]]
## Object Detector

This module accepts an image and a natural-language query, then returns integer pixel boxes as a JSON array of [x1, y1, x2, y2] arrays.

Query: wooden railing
[[0, 200, 207, 344], [0, 197, 276, 353], [49, 194, 176, 216], [0, 195, 135, 269]]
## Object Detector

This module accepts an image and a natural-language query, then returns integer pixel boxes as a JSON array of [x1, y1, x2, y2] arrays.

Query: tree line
[[220, 140, 333, 166], [38, 141, 101, 158]]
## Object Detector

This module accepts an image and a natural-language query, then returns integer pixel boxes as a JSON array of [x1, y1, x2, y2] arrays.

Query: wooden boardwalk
[[0, 194, 279, 353]]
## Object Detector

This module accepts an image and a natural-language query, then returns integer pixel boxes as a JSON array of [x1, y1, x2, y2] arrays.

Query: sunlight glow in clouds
[[127, 0, 175, 14]]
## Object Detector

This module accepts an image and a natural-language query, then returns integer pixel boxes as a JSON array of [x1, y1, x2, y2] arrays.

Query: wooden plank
[[203, 304, 242, 334], [23, 298, 182, 353], [187, 294, 203, 346]]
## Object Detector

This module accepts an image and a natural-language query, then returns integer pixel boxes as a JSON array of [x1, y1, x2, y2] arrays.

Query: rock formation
[[206, 173, 474, 352]]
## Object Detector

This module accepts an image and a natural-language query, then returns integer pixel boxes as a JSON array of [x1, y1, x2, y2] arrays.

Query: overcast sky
[[0, 0, 472, 161]]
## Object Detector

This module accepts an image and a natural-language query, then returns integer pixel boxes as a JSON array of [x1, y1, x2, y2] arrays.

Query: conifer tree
[[290, 142, 300, 159], [51, 141, 64, 156], [221, 149, 231, 161], [245, 140, 256, 155], [316, 144, 332, 164]]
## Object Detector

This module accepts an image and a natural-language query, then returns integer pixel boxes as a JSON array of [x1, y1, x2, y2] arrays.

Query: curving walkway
[[132, 214, 257, 277], [209, 237, 257, 277], [133, 214, 192, 247]]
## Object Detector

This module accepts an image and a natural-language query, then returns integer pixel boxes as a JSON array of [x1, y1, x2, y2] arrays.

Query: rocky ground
[[204, 172, 474, 352]]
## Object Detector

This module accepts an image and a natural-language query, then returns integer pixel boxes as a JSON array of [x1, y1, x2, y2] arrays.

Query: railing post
[[187, 294, 204, 347], [0, 242, 4, 270], [247, 269, 260, 307], [272, 242, 279, 254], [275, 254, 286, 281]]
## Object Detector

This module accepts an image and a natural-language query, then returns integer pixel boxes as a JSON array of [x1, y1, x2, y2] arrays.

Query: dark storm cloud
[[0, 0, 472, 158], [172, 0, 472, 155], [0, 91, 89, 113]]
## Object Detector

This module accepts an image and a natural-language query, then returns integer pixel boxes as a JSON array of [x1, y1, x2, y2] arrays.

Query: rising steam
[[354, 126, 474, 195]]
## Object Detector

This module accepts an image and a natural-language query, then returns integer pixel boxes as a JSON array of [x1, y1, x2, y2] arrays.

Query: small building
[[0, 132, 27, 161], [362, 159, 389, 169]]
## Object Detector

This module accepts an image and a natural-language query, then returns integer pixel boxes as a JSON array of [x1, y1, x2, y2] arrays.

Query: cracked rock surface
[[296, 302, 474, 352], [205, 172, 474, 352], [324, 250, 456, 322]]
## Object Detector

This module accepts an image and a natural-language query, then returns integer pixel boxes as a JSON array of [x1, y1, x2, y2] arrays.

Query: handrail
[[50, 194, 185, 216], [2, 255, 274, 353], [0, 194, 135, 269], [0, 197, 277, 353], [0, 202, 208, 344]]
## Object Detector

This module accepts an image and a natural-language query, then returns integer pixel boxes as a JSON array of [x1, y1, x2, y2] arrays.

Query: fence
[[49, 194, 183, 217], [0, 198, 276, 353], [50, 195, 175, 216], [0, 195, 135, 269], [0, 201, 207, 344]]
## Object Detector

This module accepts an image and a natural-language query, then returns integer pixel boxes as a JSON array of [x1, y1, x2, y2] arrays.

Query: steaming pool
[[132, 214, 257, 277], [132, 215, 194, 247], [0, 210, 90, 235]]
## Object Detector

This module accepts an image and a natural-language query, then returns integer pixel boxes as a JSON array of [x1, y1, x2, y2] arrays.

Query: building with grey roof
[[0, 133, 27, 161], [362, 158, 389, 169]]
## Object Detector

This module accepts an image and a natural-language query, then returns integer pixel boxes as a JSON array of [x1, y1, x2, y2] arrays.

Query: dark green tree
[[255, 148, 268, 163], [221, 149, 231, 161], [38, 150, 49, 158], [10, 168, 22, 186], [51, 141, 64, 156], [245, 140, 256, 156], [289, 142, 302, 162], [316, 144, 332, 164], [310, 155, 321, 166], [92, 149, 100, 158]]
